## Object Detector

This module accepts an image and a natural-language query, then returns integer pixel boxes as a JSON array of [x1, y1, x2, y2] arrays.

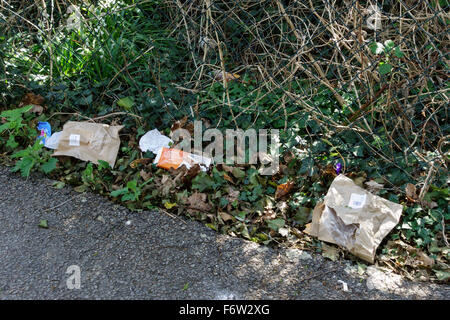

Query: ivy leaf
[[267, 218, 285, 231], [370, 42, 384, 55], [192, 173, 215, 192], [383, 40, 395, 52], [434, 270, 450, 281], [394, 47, 405, 58], [98, 160, 111, 171], [293, 207, 311, 225], [41, 158, 58, 174], [52, 181, 66, 189], [234, 211, 247, 222], [231, 167, 246, 179], [379, 63, 392, 75]]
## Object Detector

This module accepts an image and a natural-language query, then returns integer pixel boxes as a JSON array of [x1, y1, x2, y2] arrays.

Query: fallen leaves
[[20, 92, 45, 106], [321, 242, 340, 261], [275, 181, 294, 199], [139, 169, 152, 181], [405, 183, 418, 202], [130, 158, 152, 169], [387, 240, 434, 268], [19, 92, 45, 115], [267, 218, 285, 231], [170, 116, 194, 136], [164, 201, 177, 209], [181, 164, 201, 185], [211, 70, 240, 82], [365, 180, 384, 193], [187, 192, 213, 212], [219, 211, 235, 222]]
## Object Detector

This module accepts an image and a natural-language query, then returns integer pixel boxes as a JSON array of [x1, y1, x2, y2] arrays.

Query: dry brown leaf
[[322, 243, 340, 261], [275, 181, 294, 199], [170, 116, 188, 132], [181, 164, 201, 185], [30, 104, 44, 115], [223, 173, 234, 184], [388, 240, 434, 268], [211, 70, 240, 82], [159, 174, 176, 196], [322, 164, 337, 177], [220, 164, 234, 173], [219, 211, 235, 222], [130, 158, 152, 169], [139, 169, 152, 181], [405, 183, 418, 202], [365, 180, 384, 192], [170, 116, 194, 136], [187, 192, 213, 212], [226, 187, 240, 202], [19, 92, 45, 106]]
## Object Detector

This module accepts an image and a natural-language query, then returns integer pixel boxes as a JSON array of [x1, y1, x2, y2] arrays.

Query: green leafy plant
[[370, 40, 405, 75], [110, 178, 152, 202], [11, 141, 58, 177], [0, 105, 35, 151]]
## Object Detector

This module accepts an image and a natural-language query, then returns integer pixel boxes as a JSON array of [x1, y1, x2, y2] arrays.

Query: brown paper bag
[[53, 121, 123, 168], [304, 174, 403, 263]]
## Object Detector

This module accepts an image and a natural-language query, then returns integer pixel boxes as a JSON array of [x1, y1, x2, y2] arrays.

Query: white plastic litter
[[44, 131, 62, 149], [153, 147, 212, 172], [366, 5, 381, 31], [338, 280, 349, 292], [139, 129, 173, 154]]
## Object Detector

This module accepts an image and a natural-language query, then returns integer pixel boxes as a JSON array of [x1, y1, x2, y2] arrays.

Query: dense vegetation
[[1, 0, 448, 281]]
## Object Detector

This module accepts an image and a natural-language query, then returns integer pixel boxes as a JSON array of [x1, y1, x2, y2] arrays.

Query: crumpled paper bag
[[305, 174, 403, 263], [53, 121, 123, 167]]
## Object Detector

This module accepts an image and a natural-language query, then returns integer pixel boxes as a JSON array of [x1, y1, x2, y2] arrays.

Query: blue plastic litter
[[37, 121, 51, 145]]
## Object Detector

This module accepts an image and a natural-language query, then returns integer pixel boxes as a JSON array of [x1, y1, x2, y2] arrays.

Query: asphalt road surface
[[0, 166, 448, 299]]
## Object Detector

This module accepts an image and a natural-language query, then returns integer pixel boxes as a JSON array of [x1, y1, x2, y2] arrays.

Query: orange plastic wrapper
[[154, 147, 211, 171], [156, 148, 185, 170]]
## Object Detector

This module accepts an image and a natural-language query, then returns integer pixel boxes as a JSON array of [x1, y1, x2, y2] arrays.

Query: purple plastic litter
[[335, 162, 342, 175]]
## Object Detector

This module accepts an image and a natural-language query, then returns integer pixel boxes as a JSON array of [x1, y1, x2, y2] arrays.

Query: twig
[[441, 218, 449, 248], [48, 112, 142, 122], [298, 267, 340, 283], [418, 162, 435, 202], [159, 208, 187, 225], [43, 192, 85, 212]]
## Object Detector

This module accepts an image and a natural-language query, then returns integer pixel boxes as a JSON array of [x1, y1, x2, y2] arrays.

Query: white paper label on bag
[[348, 193, 367, 209], [69, 134, 80, 146]]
